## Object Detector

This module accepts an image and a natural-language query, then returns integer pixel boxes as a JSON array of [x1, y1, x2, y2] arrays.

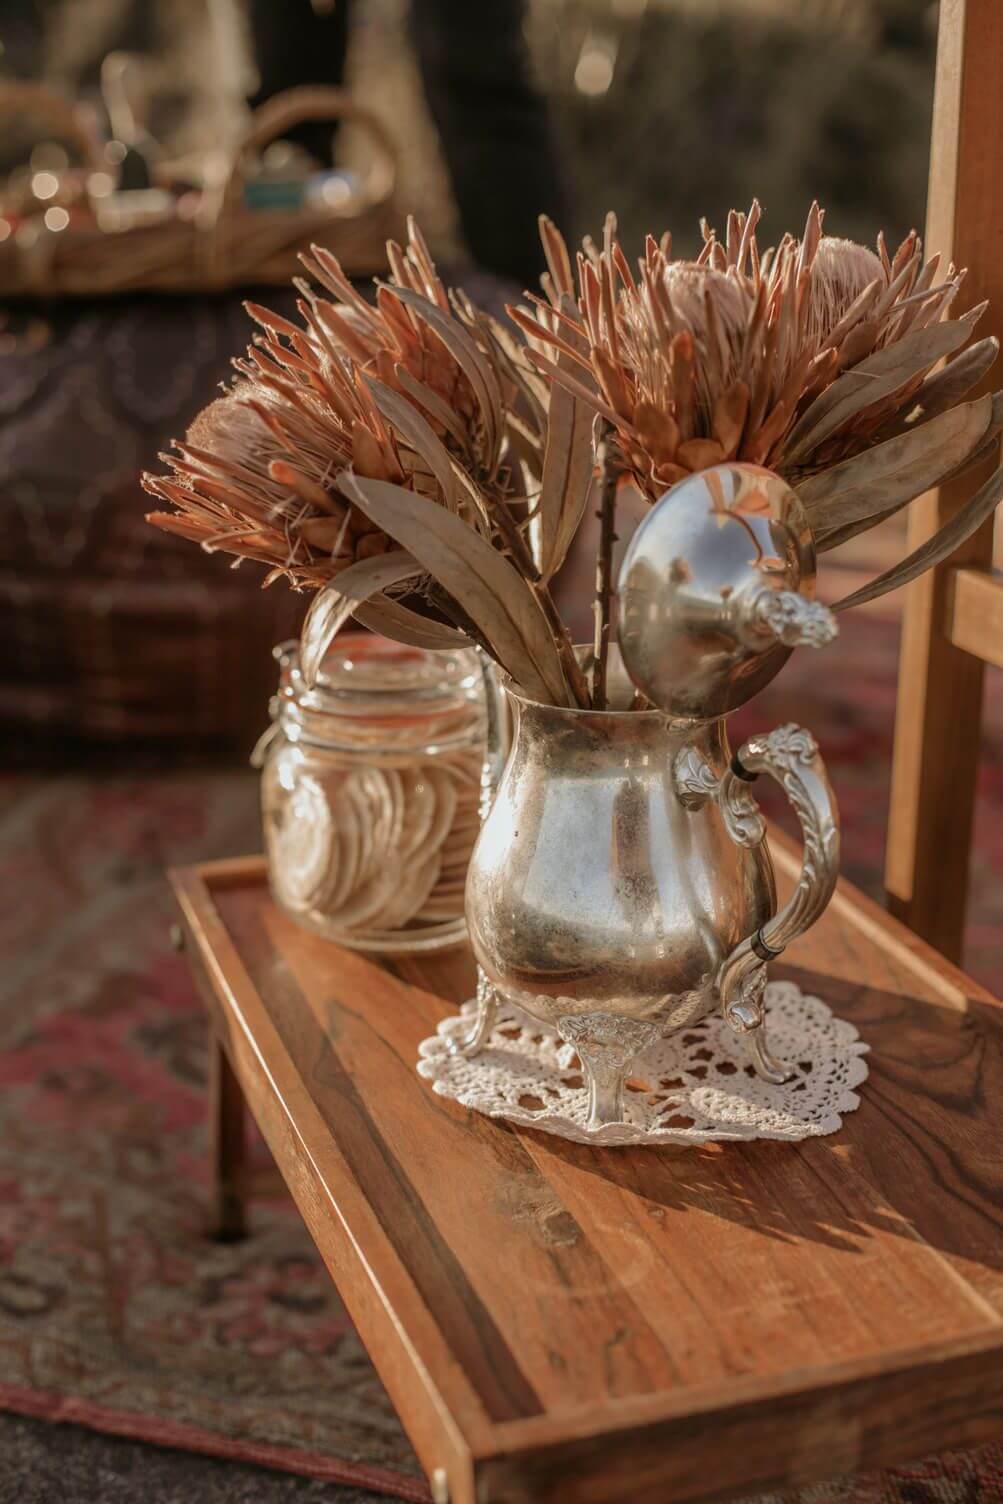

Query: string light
[[31, 171, 60, 201], [574, 35, 618, 96]]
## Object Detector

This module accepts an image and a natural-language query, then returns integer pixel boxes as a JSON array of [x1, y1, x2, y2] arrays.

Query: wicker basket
[[0, 82, 402, 298]]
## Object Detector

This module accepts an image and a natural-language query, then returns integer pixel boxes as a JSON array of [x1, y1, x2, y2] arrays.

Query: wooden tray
[[170, 852, 1003, 1504]]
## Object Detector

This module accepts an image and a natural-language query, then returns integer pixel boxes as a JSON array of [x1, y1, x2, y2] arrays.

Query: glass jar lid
[[271, 633, 484, 754]]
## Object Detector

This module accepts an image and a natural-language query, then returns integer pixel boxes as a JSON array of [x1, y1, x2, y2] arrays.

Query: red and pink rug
[[1, 612, 1000, 1502]]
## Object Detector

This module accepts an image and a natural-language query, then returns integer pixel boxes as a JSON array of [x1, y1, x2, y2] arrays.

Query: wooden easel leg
[[884, 0, 1002, 960], [208, 1033, 247, 1241]]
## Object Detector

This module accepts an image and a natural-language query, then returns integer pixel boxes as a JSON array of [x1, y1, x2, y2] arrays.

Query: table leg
[[208, 1033, 247, 1241]]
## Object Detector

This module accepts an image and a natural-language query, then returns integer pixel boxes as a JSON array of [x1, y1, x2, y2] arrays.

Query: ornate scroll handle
[[736, 586, 838, 650], [717, 724, 840, 1029]]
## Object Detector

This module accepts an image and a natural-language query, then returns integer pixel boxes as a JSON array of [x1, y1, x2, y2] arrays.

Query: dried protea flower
[[802, 235, 885, 354], [518, 203, 1003, 615], [149, 380, 410, 585], [143, 355, 407, 588], [144, 218, 545, 591], [141, 201, 1002, 708], [143, 219, 592, 708], [658, 262, 752, 418], [515, 204, 987, 494], [694, 204, 981, 471]]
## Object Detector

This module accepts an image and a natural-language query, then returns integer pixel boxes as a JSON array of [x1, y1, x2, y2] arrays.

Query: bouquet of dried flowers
[[514, 203, 1003, 614], [145, 203, 1003, 710], [145, 217, 590, 708]]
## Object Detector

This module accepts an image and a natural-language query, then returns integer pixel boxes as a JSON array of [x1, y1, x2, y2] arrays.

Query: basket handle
[[223, 85, 398, 209], [0, 81, 105, 172]]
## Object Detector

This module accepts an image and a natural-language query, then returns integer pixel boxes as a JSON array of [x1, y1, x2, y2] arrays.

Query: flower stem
[[592, 420, 620, 711]]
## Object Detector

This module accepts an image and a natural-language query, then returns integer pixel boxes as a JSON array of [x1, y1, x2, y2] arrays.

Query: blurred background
[[1, 0, 939, 256], [1, 5, 1001, 1499]]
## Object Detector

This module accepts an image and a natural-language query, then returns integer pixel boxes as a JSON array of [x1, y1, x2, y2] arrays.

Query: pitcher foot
[[743, 1023, 795, 1085], [723, 965, 794, 1085], [448, 973, 498, 1058], [558, 1014, 660, 1130]]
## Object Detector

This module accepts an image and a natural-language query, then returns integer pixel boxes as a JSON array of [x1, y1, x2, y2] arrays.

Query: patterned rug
[[1, 612, 1000, 1502]]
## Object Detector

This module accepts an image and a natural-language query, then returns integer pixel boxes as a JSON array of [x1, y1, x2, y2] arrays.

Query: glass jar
[[259, 633, 488, 952]]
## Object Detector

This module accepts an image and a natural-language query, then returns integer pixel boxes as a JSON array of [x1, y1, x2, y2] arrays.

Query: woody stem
[[592, 420, 620, 711]]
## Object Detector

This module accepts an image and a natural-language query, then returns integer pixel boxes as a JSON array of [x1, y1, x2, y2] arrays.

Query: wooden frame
[[171, 851, 1003, 1504], [885, 0, 1003, 959], [946, 566, 1003, 669]]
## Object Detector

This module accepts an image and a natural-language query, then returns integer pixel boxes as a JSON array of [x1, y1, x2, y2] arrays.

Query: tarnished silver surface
[[446, 971, 499, 1058], [462, 696, 840, 1130], [558, 1014, 661, 1129], [466, 693, 774, 1020], [618, 463, 836, 718], [742, 587, 838, 650], [464, 690, 776, 1127], [454, 464, 844, 1137], [716, 723, 841, 1082]]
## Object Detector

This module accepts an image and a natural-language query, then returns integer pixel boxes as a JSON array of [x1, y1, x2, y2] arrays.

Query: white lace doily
[[417, 980, 869, 1146]]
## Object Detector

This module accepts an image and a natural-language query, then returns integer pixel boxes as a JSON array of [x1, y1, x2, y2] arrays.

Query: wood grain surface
[[947, 565, 1003, 669], [172, 848, 1003, 1504]]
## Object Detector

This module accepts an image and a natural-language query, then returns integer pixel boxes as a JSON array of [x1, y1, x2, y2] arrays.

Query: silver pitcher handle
[[716, 724, 840, 1071], [477, 649, 509, 818], [449, 653, 507, 1059]]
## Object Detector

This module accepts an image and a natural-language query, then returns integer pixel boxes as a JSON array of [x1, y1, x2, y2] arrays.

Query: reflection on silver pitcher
[[459, 465, 841, 1133]]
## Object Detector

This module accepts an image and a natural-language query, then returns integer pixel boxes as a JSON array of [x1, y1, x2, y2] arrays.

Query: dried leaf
[[363, 376, 461, 511], [820, 278, 882, 353], [801, 394, 994, 550], [833, 463, 1003, 611], [939, 391, 1003, 485], [784, 313, 985, 464], [883, 336, 1000, 436], [677, 437, 727, 470], [383, 285, 503, 465], [633, 401, 680, 466], [269, 460, 347, 518], [390, 364, 472, 453], [352, 594, 470, 650], [145, 509, 212, 543], [479, 315, 552, 432], [652, 461, 688, 488], [300, 549, 421, 686], [506, 303, 593, 374], [351, 421, 403, 483], [504, 413, 545, 482], [712, 381, 749, 458], [524, 348, 621, 427], [671, 332, 696, 442], [338, 473, 571, 705], [834, 318, 879, 370], [539, 214, 574, 299], [296, 516, 353, 551], [538, 338, 596, 580]]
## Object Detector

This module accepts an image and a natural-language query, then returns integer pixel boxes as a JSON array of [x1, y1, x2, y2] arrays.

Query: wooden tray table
[[170, 849, 1003, 1504]]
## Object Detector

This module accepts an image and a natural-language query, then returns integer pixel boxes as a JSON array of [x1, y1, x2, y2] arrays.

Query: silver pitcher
[[460, 465, 842, 1132]]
